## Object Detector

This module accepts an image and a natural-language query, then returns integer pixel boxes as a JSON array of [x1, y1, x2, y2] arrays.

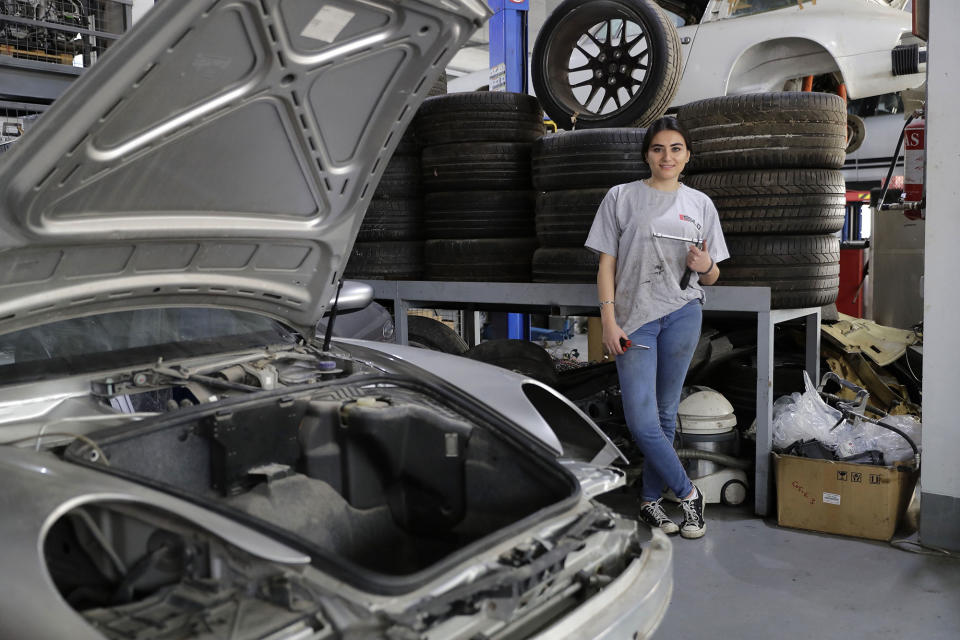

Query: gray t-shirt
[[584, 180, 730, 334]]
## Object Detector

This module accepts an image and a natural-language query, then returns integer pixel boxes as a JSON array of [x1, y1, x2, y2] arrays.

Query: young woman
[[584, 117, 729, 539]]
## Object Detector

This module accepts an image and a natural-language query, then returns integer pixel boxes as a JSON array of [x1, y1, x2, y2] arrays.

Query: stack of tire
[[344, 77, 448, 280], [677, 92, 846, 309], [415, 92, 545, 282], [530, 128, 650, 282]]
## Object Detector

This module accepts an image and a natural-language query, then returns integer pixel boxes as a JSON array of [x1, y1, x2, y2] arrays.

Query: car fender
[[338, 338, 627, 465], [726, 37, 840, 95], [679, 0, 922, 103], [0, 448, 310, 640]]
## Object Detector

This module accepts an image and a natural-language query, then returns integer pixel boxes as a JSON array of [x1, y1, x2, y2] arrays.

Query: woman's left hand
[[686, 239, 712, 273]]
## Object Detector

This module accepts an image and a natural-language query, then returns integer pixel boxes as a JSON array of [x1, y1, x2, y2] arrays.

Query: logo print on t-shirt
[[679, 214, 702, 231]]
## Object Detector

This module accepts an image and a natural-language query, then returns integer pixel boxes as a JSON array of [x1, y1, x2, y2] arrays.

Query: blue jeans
[[616, 300, 701, 502]]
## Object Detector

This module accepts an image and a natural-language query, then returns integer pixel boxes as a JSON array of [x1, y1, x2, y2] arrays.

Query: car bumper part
[[529, 529, 673, 640]]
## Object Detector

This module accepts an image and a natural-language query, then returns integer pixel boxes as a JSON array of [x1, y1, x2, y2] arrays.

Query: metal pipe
[[879, 202, 923, 211]]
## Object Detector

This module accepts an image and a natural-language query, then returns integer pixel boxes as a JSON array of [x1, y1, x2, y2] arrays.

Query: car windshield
[[0, 308, 297, 384]]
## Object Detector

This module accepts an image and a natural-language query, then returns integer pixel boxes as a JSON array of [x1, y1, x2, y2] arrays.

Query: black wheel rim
[[542, 2, 655, 122]]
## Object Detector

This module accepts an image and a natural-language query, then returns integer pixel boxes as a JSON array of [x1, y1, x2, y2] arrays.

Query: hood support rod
[[322, 278, 344, 352]]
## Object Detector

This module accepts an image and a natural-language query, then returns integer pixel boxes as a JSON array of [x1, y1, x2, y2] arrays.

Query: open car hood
[[0, 0, 486, 336]]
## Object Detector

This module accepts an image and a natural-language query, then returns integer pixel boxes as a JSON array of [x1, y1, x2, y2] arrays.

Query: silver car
[[0, 1, 671, 638]]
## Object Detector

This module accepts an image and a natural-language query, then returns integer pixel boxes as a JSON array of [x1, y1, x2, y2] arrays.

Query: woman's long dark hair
[[641, 116, 693, 156]]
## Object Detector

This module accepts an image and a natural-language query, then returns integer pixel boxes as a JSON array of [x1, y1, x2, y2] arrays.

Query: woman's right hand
[[602, 320, 630, 357]]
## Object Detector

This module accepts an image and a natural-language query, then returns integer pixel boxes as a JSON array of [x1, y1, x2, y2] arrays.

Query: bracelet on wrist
[[697, 259, 714, 275], [599, 300, 615, 307]]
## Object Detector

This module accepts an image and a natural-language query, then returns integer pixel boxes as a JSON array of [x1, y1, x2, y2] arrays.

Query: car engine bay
[[14, 347, 645, 638]]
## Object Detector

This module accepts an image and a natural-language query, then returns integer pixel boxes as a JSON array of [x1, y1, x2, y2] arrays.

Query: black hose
[[871, 417, 920, 458], [877, 112, 917, 209], [322, 278, 344, 352], [818, 391, 920, 460], [832, 410, 919, 465]]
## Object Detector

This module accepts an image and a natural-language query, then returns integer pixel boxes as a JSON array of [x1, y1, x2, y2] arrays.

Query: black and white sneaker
[[679, 486, 706, 539], [638, 498, 679, 535]]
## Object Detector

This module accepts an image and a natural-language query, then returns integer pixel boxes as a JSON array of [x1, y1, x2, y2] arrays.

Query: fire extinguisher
[[903, 111, 925, 209]]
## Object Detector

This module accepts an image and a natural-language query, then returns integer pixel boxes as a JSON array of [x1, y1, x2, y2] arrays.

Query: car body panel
[[1, 441, 669, 640], [339, 337, 629, 465], [0, 0, 487, 338], [530, 529, 672, 640], [558, 459, 628, 498], [0, 375, 670, 639], [670, 0, 924, 104], [0, 447, 310, 640]]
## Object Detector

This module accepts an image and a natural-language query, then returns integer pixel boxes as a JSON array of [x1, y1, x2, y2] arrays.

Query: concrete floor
[[547, 325, 959, 638], [604, 492, 960, 640]]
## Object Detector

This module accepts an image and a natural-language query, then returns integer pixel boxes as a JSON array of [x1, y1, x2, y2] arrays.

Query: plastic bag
[[834, 414, 921, 464], [772, 372, 844, 451]]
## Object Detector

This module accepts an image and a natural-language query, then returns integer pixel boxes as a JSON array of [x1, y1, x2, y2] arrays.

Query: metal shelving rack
[[0, 1, 132, 118], [360, 280, 820, 517]]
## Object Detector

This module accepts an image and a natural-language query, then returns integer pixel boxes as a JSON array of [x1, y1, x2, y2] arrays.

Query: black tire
[[720, 235, 840, 309], [425, 238, 538, 282], [425, 191, 535, 239], [422, 142, 532, 192], [532, 128, 649, 190], [465, 339, 558, 385], [357, 198, 423, 242], [344, 241, 423, 280], [532, 247, 599, 283], [414, 92, 545, 145], [685, 169, 846, 234], [407, 315, 468, 354], [375, 155, 421, 198], [535, 188, 608, 246], [532, 0, 682, 130], [677, 93, 847, 171], [393, 126, 420, 156]]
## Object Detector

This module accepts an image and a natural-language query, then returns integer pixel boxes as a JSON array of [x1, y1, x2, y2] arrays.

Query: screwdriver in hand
[[620, 337, 650, 351]]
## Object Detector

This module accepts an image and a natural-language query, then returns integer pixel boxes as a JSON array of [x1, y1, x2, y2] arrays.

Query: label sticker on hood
[[301, 6, 355, 43]]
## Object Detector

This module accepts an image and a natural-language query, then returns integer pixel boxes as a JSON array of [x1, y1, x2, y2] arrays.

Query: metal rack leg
[[805, 309, 821, 384], [461, 305, 479, 347], [394, 297, 410, 346], [755, 310, 774, 516]]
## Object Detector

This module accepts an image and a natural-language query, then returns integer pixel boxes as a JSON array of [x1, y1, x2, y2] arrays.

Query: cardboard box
[[773, 453, 918, 541]]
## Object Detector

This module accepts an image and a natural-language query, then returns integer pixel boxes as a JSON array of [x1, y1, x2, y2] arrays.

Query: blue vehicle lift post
[[488, 0, 531, 340]]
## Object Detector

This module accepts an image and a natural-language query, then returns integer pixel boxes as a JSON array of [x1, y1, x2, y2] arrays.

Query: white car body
[[665, 0, 923, 104]]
